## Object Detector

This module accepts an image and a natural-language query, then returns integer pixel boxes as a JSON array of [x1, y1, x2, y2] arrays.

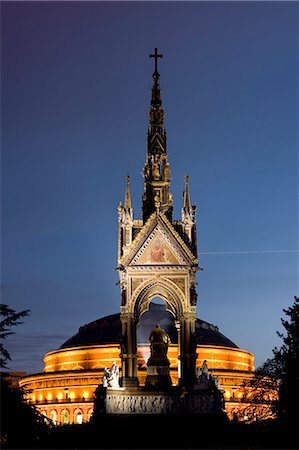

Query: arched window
[[62, 410, 69, 425], [50, 409, 57, 425], [74, 409, 83, 425], [87, 408, 93, 421]]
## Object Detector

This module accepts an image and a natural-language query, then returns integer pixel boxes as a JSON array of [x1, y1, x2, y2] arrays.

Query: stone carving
[[145, 324, 172, 389], [209, 370, 221, 390], [153, 163, 160, 180], [105, 392, 222, 414], [170, 277, 186, 294], [131, 278, 144, 294], [102, 367, 110, 388], [195, 360, 222, 391], [196, 360, 207, 386], [201, 359, 209, 376], [102, 361, 120, 389]]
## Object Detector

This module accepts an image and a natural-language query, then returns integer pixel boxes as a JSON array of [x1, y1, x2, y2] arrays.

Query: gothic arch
[[74, 408, 83, 424], [132, 277, 185, 321], [49, 409, 57, 425], [61, 409, 69, 425]]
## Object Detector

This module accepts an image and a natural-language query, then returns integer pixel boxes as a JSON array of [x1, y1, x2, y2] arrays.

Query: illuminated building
[[20, 50, 260, 423]]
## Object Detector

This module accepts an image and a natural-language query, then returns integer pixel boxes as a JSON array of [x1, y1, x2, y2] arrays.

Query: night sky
[[2, 1, 298, 375]]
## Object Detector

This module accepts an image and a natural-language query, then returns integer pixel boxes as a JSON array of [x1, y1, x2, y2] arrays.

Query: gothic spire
[[118, 175, 133, 258], [142, 48, 172, 223], [124, 174, 132, 211], [118, 175, 133, 225], [148, 48, 166, 149], [183, 175, 191, 211], [182, 174, 196, 243]]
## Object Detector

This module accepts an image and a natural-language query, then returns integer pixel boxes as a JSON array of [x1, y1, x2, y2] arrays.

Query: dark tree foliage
[[0, 304, 51, 448], [258, 356, 285, 378], [0, 304, 30, 368], [273, 296, 299, 429], [1, 374, 50, 448], [256, 296, 299, 428], [232, 296, 298, 432]]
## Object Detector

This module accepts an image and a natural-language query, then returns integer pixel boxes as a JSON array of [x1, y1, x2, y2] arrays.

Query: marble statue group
[[102, 361, 120, 388], [196, 359, 221, 390]]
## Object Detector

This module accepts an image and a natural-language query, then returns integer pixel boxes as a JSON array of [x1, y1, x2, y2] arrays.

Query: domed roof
[[60, 303, 238, 350]]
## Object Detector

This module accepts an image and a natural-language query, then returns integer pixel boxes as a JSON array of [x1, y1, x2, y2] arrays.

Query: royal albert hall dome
[[61, 303, 238, 350]]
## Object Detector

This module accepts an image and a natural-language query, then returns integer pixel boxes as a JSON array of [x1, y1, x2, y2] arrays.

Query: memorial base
[[98, 386, 224, 415]]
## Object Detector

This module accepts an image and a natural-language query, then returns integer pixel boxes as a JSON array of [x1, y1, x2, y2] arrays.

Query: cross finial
[[149, 48, 163, 74]]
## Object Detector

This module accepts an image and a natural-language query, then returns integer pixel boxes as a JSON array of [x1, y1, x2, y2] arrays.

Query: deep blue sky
[[1, 1, 298, 374]]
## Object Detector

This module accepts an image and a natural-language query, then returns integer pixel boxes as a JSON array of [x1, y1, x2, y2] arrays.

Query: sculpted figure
[[144, 164, 150, 179], [209, 370, 221, 390], [201, 360, 209, 377], [164, 162, 170, 181], [149, 324, 170, 358], [102, 367, 110, 387], [152, 161, 160, 180], [109, 361, 120, 388], [196, 366, 202, 378], [103, 361, 120, 388], [196, 360, 210, 388]]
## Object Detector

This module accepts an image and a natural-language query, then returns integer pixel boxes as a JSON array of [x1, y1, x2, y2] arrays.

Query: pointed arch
[[74, 408, 83, 424], [61, 409, 69, 425], [132, 276, 185, 321], [49, 409, 57, 425]]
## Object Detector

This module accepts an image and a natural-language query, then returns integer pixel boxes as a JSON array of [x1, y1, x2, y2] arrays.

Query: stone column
[[179, 308, 197, 389], [120, 311, 139, 387]]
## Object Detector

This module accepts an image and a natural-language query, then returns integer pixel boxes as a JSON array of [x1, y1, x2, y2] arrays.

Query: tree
[[0, 304, 30, 369], [0, 304, 51, 447], [230, 362, 279, 423], [1, 375, 50, 448], [273, 296, 299, 428], [230, 297, 298, 428]]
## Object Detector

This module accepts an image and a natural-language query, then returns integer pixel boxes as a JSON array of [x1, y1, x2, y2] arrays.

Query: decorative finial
[[118, 201, 123, 222], [183, 174, 191, 211], [124, 174, 131, 210], [149, 48, 163, 81]]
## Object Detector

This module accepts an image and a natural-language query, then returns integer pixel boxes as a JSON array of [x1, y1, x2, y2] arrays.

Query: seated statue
[[149, 324, 171, 359], [145, 324, 172, 390]]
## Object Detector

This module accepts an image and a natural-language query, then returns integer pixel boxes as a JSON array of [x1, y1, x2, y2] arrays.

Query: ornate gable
[[119, 212, 198, 268], [132, 227, 182, 265]]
